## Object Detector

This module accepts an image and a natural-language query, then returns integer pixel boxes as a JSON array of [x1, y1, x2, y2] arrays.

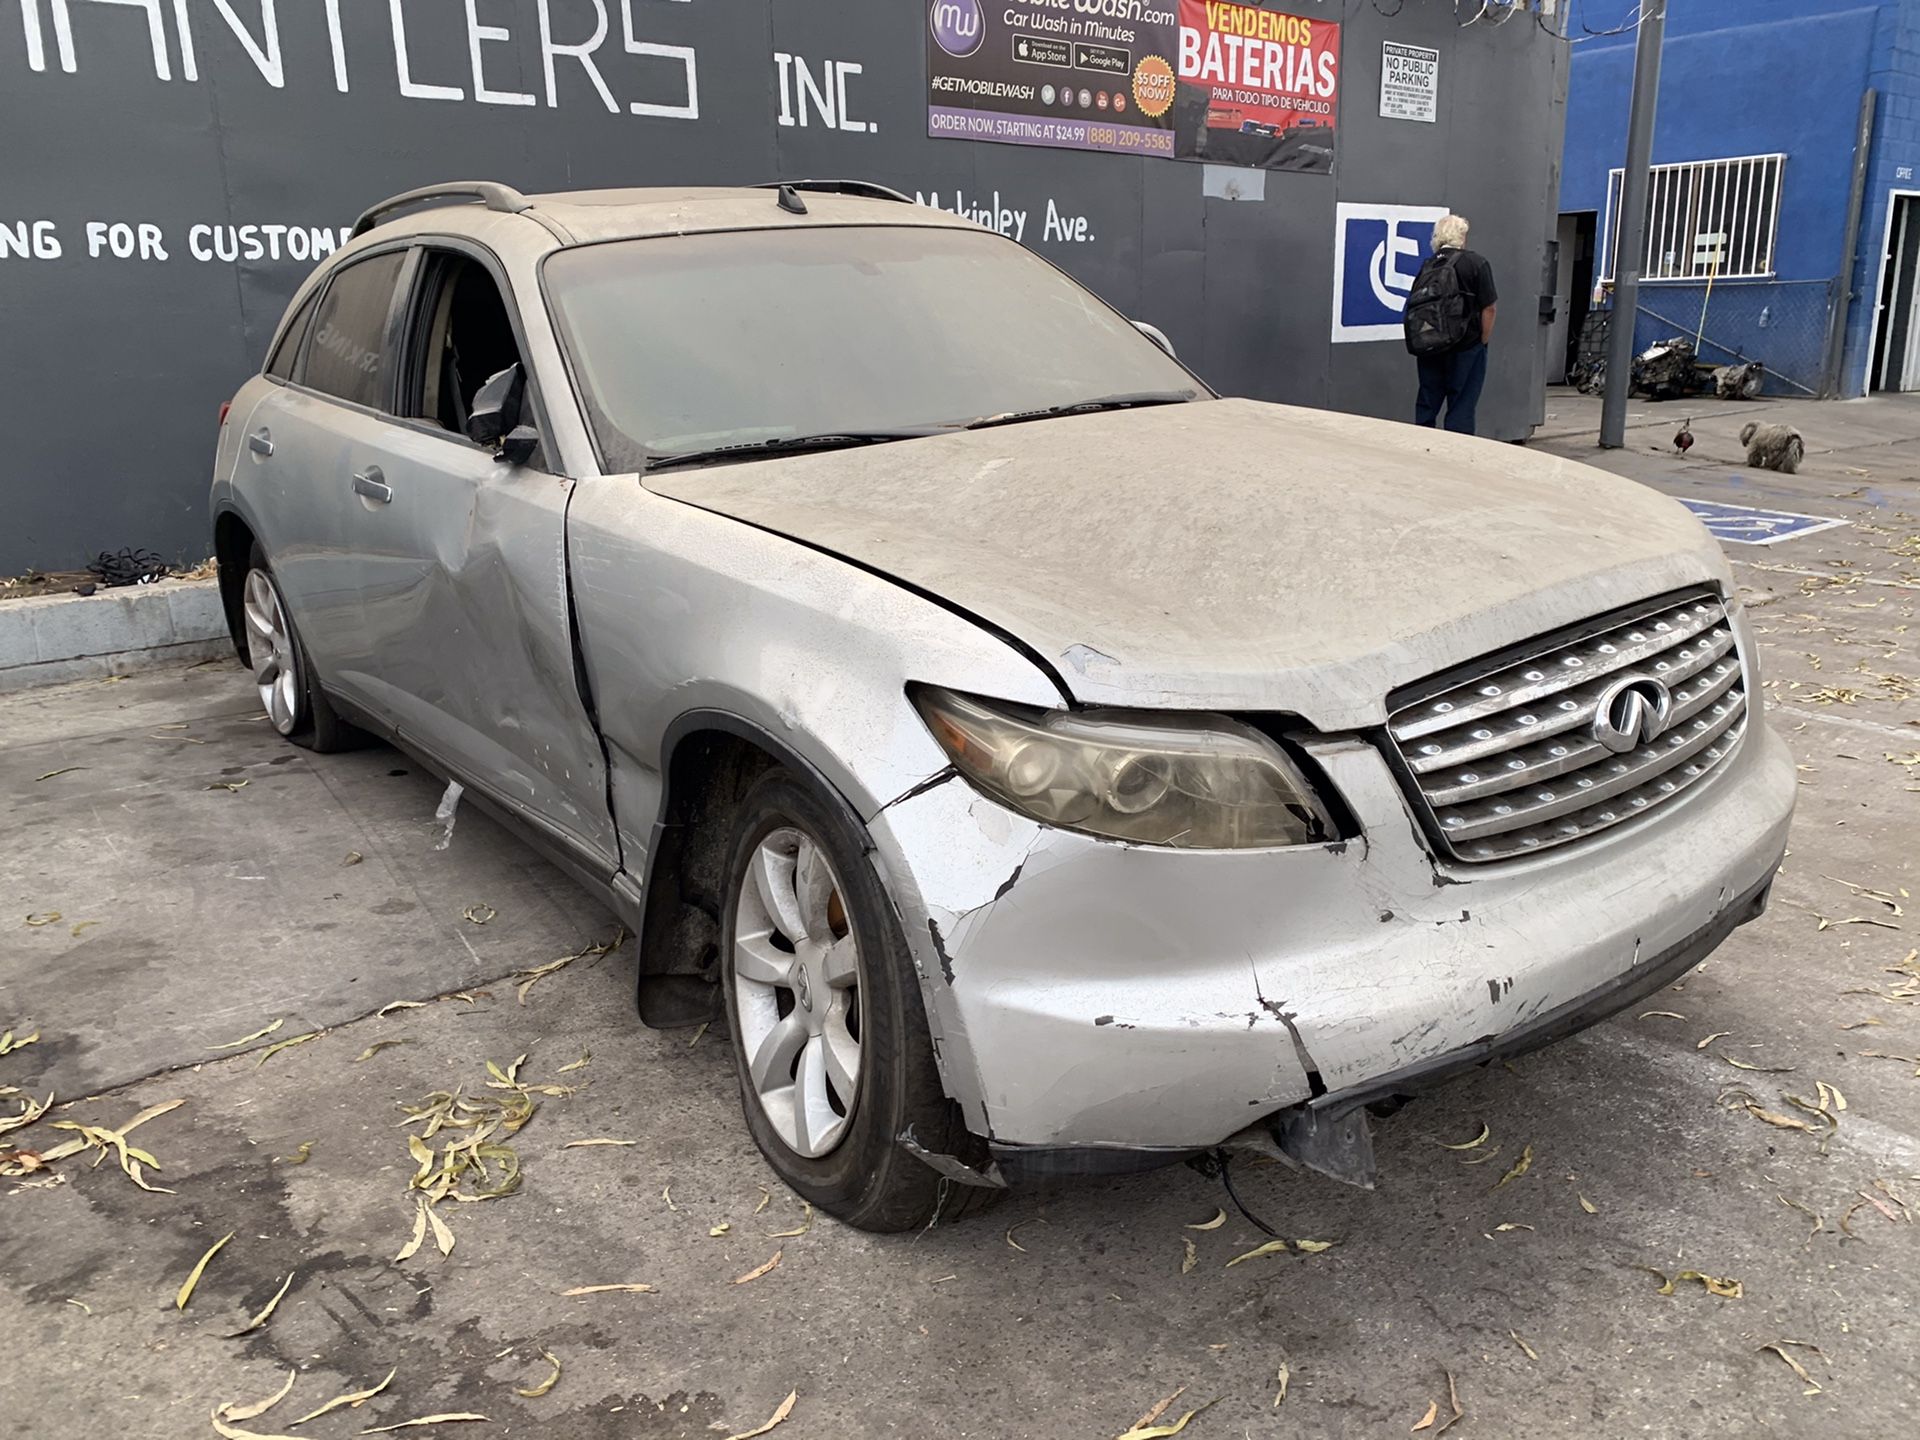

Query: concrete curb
[[0, 578, 230, 693]]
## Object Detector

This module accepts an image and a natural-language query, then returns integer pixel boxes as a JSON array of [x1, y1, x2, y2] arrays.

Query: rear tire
[[718, 768, 998, 1231], [242, 543, 364, 754]]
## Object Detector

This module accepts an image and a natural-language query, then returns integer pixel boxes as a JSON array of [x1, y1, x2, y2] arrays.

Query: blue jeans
[[1415, 343, 1488, 435]]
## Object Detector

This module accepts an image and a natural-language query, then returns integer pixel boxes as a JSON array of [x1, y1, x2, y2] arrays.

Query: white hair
[[1432, 214, 1470, 250]]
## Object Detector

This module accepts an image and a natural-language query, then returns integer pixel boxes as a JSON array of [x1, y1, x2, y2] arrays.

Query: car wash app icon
[[930, 0, 985, 58], [1331, 202, 1448, 343]]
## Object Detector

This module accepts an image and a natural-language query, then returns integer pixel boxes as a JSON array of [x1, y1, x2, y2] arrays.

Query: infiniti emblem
[[1592, 676, 1675, 754], [793, 964, 814, 1013]]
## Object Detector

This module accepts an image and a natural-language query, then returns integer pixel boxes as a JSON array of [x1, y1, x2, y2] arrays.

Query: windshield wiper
[[646, 429, 944, 472], [963, 390, 1197, 431]]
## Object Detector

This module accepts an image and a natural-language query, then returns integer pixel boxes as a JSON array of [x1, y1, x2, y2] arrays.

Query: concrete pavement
[[2, 402, 1918, 1437]]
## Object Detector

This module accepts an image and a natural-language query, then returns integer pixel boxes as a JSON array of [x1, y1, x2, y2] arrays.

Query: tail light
[[218, 401, 232, 427]]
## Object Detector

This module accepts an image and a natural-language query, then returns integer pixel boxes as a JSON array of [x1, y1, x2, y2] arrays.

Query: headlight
[[911, 686, 1337, 849]]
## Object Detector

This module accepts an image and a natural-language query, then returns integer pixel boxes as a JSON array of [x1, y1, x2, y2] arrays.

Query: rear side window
[[265, 288, 320, 381], [303, 251, 405, 409]]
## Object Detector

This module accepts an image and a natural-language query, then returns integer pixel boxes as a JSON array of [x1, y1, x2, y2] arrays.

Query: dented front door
[[341, 421, 618, 870]]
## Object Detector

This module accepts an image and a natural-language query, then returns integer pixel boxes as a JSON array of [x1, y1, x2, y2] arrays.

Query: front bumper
[[869, 717, 1795, 1157]]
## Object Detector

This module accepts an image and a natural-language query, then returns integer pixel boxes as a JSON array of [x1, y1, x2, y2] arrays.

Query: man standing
[[1404, 213, 1498, 435]]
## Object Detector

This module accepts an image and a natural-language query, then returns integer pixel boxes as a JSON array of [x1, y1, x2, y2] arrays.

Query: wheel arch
[[212, 507, 258, 662], [634, 709, 877, 1028]]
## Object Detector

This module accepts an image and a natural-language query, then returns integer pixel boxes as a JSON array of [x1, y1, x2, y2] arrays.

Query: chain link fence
[[1565, 280, 1838, 398], [1628, 278, 1835, 397]]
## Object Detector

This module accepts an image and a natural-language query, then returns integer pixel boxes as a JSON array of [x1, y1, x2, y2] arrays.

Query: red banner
[[1176, 0, 1339, 172]]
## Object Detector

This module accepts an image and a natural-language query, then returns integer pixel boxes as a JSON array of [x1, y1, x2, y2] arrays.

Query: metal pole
[[1821, 89, 1877, 399], [1599, 1, 1667, 448]]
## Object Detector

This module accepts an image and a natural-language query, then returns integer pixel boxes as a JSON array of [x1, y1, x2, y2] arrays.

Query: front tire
[[718, 769, 995, 1231], [241, 544, 362, 753]]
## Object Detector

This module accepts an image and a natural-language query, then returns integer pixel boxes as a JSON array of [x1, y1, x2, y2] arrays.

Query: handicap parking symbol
[[1678, 498, 1850, 547]]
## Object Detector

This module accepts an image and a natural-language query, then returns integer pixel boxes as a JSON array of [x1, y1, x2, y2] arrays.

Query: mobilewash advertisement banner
[[1175, 0, 1339, 173], [925, 0, 1180, 157], [925, 1, 1338, 173]]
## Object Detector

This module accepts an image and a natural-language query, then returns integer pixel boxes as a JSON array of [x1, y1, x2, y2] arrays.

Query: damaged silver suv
[[211, 181, 1796, 1230]]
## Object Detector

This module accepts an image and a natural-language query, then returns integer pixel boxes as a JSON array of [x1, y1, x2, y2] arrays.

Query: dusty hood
[[645, 398, 1731, 729]]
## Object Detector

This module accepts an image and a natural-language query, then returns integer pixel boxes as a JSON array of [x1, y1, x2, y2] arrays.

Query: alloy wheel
[[731, 826, 865, 1159], [242, 568, 300, 735]]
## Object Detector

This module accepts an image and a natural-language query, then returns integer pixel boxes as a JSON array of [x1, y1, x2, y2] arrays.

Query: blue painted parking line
[[1677, 498, 1851, 547]]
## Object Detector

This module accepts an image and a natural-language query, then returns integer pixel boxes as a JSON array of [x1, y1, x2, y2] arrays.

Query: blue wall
[[1561, 1, 1884, 392], [1844, 2, 1920, 394]]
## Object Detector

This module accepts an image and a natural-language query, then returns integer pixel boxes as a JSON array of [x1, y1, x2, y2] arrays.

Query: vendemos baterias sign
[[925, 0, 1340, 173]]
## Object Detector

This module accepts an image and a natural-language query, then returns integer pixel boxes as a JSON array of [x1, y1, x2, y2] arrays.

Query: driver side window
[[401, 249, 542, 466]]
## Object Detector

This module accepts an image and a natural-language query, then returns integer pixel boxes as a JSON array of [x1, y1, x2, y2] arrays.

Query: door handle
[[248, 432, 274, 456], [352, 468, 393, 504]]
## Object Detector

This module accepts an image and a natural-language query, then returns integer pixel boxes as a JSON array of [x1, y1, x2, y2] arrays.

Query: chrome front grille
[[1385, 591, 1748, 863]]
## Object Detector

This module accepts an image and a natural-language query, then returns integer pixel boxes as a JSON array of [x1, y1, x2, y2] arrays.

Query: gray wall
[[0, 1, 1566, 574]]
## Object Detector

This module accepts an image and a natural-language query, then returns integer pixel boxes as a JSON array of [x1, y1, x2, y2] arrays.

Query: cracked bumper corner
[[870, 720, 1796, 1154]]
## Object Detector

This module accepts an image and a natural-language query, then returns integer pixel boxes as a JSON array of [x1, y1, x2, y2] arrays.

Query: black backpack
[[1403, 250, 1471, 357]]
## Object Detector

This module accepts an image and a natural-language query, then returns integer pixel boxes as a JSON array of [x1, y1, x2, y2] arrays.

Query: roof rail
[[753, 179, 915, 205], [350, 182, 533, 239]]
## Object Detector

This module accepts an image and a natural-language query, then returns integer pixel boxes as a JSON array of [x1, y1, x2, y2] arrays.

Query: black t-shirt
[[1437, 246, 1497, 349]]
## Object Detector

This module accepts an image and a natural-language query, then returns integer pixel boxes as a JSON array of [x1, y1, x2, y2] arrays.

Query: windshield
[[542, 224, 1200, 470]]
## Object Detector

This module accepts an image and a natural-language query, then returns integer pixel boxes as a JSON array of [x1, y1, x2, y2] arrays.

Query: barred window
[[1602, 154, 1785, 283]]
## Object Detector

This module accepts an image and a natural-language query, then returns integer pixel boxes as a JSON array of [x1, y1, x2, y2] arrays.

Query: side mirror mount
[[1132, 320, 1177, 359], [494, 424, 540, 467], [465, 363, 524, 448]]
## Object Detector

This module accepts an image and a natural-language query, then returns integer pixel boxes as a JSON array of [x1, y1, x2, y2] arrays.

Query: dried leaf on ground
[[1272, 1364, 1290, 1407], [1816, 1081, 1848, 1112], [358, 1416, 488, 1433], [1128, 1386, 1185, 1432], [220, 1368, 299, 1422], [0, 1030, 39, 1055], [514, 930, 625, 1004], [1438, 1371, 1464, 1435], [1697, 1031, 1731, 1049], [767, 1202, 813, 1239], [1435, 1123, 1491, 1151], [722, 1390, 797, 1440], [562, 1138, 635, 1149], [557, 1053, 591, 1073], [1460, 1145, 1504, 1165], [1671, 1269, 1743, 1298], [1720, 1051, 1795, 1074], [562, 1283, 656, 1295], [1493, 1144, 1535, 1189], [1181, 1238, 1198, 1275], [754, 1188, 772, 1215], [662, 1185, 676, 1210], [425, 1203, 455, 1256], [274, 1142, 314, 1167], [1747, 1105, 1818, 1133], [734, 1251, 783, 1285], [1116, 1398, 1215, 1440], [1185, 1208, 1228, 1229], [1412, 1400, 1439, 1432], [1511, 1331, 1539, 1361], [343, 851, 364, 866], [209, 1019, 285, 1051], [1225, 1239, 1291, 1267], [377, 1001, 428, 1017], [35, 766, 85, 781], [1638, 1010, 1686, 1021], [256, 1032, 320, 1067], [709, 1223, 731, 1237], [229, 1272, 296, 1337], [1578, 1193, 1598, 1215], [24, 912, 61, 927], [515, 1351, 562, 1399], [1780, 1193, 1825, 1240], [1759, 1340, 1826, 1396], [1492, 1223, 1534, 1233], [356, 1041, 409, 1063], [176, 1231, 234, 1309], [1006, 1217, 1046, 1252], [290, 1368, 396, 1426], [207, 780, 250, 792], [394, 1202, 429, 1263]]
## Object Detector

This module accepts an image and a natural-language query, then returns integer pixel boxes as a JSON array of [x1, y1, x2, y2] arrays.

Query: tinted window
[[303, 251, 405, 409], [265, 289, 319, 381], [543, 226, 1195, 471]]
